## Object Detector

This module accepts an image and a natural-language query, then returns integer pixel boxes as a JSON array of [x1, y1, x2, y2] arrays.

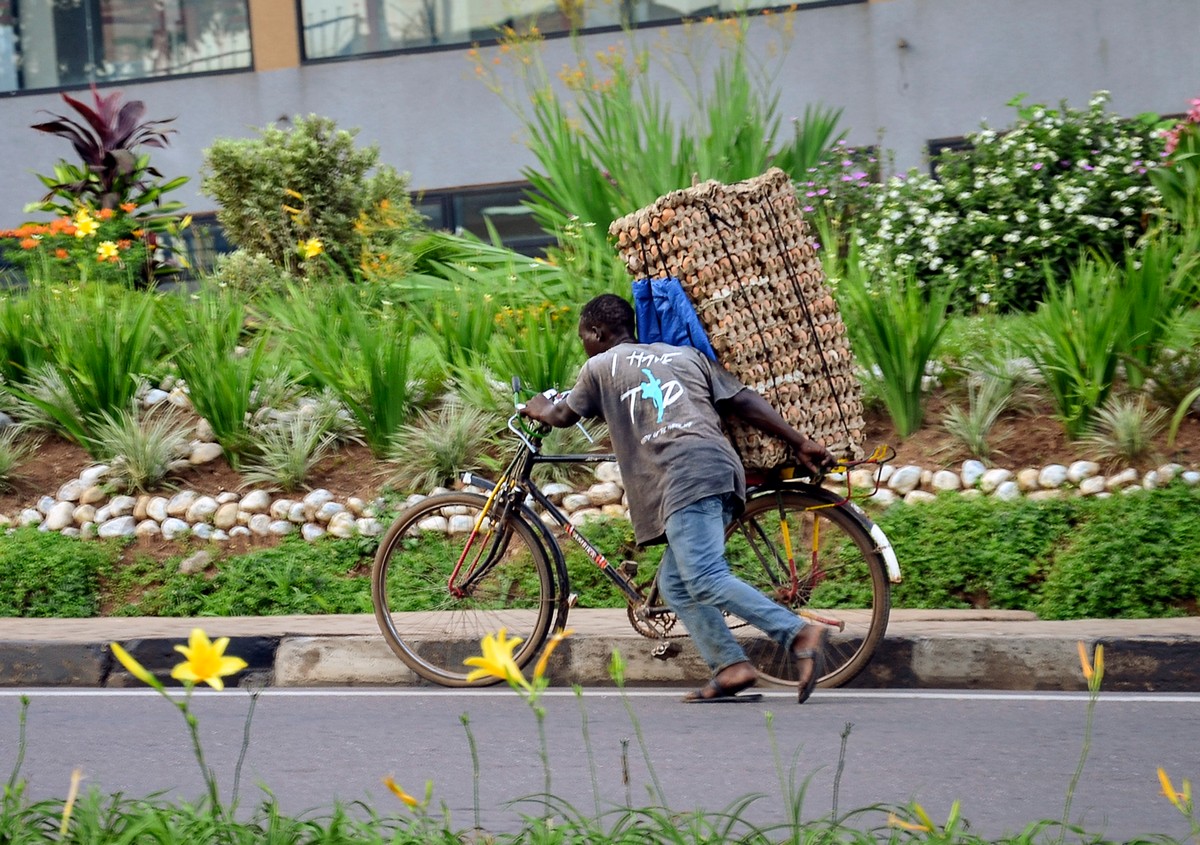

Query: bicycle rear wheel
[[371, 491, 556, 687], [724, 489, 890, 688]]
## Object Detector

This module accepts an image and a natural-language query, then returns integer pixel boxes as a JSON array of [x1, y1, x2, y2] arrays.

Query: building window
[[0, 0, 251, 93], [300, 1, 840, 61]]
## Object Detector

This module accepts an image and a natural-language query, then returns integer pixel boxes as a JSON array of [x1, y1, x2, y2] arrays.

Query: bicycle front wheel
[[371, 491, 557, 687], [724, 489, 890, 689]]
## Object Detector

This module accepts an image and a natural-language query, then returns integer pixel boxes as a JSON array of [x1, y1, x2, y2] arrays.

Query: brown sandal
[[795, 627, 830, 704]]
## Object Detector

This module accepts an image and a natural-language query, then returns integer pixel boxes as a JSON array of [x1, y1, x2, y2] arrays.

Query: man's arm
[[720, 388, 838, 476], [521, 392, 582, 428]]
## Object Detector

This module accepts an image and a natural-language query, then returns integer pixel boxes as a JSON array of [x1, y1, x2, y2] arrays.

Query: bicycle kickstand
[[651, 641, 682, 661]]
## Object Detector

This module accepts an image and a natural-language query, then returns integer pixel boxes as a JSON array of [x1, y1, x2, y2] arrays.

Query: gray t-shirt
[[567, 342, 747, 545]]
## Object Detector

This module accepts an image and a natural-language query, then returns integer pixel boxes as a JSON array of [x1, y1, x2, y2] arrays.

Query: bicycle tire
[[724, 489, 890, 689], [371, 491, 557, 687]]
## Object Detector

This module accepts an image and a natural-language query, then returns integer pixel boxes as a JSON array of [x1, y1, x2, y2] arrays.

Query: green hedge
[[877, 483, 1200, 619], [4, 484, 1199, 620], [0, 528, 116, 617]]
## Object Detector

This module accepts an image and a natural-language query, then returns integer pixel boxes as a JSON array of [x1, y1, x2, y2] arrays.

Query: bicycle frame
[[459, 410, 902, 643]]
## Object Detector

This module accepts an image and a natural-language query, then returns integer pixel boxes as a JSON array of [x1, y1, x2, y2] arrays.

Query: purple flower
[[851, 171, 868, 180], [1032, 162, 1043, 171], [806, 191, 817, 197], [841, 159, 853, 167], [817, 188, 829, 196], [841, 174, 853, 181], [802, 205, 815, 213]]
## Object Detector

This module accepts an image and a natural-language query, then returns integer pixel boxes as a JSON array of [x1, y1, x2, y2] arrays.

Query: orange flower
[[19, 238, 38, 249], [98, 208, 114, 220], [55, 248, 69, 260], [50, 217, 72, 233], [117, 239, 132, 250], [120, 202, 137, 213]]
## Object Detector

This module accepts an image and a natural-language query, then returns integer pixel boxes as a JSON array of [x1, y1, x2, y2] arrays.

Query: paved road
[[2, 687, 1196, 841]]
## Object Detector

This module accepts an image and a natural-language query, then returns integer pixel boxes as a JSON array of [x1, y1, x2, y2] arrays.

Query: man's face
[[578, 319, 605, 358]]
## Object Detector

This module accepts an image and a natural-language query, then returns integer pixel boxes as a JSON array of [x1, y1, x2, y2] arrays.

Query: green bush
[[200, 115, 420, 281], [0, 527, 116, 617], [879, 495, 1075, 611], [110, 539, 372, 617], [875, 484, 1200, 619], [1039, 484, 1200, 619], [854, 91, 1164, 312]]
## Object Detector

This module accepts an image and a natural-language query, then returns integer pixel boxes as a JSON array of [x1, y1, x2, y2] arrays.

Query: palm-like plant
[[31, 85, 186, 217]]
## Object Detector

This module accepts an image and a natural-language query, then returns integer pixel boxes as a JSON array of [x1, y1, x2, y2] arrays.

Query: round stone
[[586, 482, 623, 507], [214, 503, 239, 530], [271, 499, 297, 520], [1067, 461, 1100, 483], [1016, 468, 1040, 492], [302, 523, 326, 542], [97, 516, 136, 538], [135, 520, 161, 538], [961, 460, 987, 488], [316, 501, 346, 523], [166, 491, 197, 517], [80, 485, 107, 505], [78, 465, 111, 486], [931, 470, 960, 492], [1078, 476, 1107, 496], [980, 468, 1013, 493], [185, 496, 219, 523], [1037, 464, 1068, 489], [160, 518, 190, 540], [888, 468, 921, 494], [561, 493, 592, 512], [188, 442, 224, 465], [904, 490, 937, 504], [356, 517, 383, 536], [56, 479, 85, 502], [44, 502, 75, 531], [328, 512, 357, 538], [993, 480, 1021, 501], [595, 462, 623, 484], [240, 490, 271, 513], [268, 520, 295, 536], [147, 497, 170, 523], [248, 514, 272, 536], [73, 504, 97, 526], [191, 523, 215, 540], [109, 495, 137, 517]]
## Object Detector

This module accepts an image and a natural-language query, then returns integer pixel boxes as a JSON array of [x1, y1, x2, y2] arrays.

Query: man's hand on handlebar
[[520, 389, 581, 430]]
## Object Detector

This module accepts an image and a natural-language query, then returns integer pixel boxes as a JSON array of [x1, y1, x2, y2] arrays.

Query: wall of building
[[1, 0, 1195, 229]]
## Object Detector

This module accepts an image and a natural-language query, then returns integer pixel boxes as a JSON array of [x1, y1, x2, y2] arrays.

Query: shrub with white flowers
[[850, 91, 1166, 312]]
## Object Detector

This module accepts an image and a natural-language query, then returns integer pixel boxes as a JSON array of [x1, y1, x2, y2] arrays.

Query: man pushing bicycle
[[520, 293, 839, 704]]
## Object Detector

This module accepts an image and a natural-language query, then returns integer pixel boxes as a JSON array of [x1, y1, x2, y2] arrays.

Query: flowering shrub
[[852, 91, 1165, 312], [0, 204, 181, 286], [1151, 97, 1200, 227]]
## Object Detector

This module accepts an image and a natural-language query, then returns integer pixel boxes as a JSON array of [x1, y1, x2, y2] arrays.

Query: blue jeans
[[657, 493, 806, 674]]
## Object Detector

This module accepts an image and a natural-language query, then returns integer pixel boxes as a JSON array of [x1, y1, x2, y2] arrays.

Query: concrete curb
[[2, 611, 1198, 691]]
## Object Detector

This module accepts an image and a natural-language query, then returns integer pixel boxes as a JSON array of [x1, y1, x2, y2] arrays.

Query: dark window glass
[[301, 0, 837, 61], [0, 0, 251, 92]]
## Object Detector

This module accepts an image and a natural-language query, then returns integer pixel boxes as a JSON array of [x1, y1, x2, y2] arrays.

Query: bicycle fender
[[781, 483, 903, 584]]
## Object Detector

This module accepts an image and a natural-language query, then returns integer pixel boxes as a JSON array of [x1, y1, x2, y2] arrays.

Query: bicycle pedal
[[651, 641, 682, 661], [567, 592, 578, 609], [618, 560, 639, 578]]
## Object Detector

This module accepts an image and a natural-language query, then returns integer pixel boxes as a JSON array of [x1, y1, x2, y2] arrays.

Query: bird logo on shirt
[[640, 368, 666, 422]]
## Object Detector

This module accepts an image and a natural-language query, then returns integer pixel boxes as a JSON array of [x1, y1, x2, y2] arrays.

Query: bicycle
[[371, 380, 902, 690]]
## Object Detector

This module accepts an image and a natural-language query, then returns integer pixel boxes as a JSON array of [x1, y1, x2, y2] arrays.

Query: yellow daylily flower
[[887, 811, 933, 832], [464, 628, 529, 689], [299, 237, 324, 259], [382, 775, 420, 808], [170, 628, 248, 690], [532, 628, 574, 682], [110, 642, 156, 686], [96, 241, 119, 261], [1077, 641, 1104, 692], [60, 768, 83, 836], [1158, 767, 1192, 811]]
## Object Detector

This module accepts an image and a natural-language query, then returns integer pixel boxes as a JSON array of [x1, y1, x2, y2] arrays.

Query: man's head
[[578, 294, 636, 357]]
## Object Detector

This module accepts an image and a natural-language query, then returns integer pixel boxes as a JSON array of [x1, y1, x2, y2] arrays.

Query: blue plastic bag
[[631, 276, 718, 362]]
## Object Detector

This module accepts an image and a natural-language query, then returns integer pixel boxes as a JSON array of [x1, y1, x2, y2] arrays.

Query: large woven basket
[[608, 168, 865, 468]]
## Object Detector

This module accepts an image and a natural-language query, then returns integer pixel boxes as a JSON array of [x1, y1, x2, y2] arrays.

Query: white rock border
[[6, 457, 1199, 543]]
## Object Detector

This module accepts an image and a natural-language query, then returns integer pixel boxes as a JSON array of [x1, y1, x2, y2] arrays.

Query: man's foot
[[681, 661, 762, 703], [793, 624, 830, 704]]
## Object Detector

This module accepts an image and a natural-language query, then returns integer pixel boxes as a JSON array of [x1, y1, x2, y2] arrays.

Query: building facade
[[0, 0, 1195, 239]]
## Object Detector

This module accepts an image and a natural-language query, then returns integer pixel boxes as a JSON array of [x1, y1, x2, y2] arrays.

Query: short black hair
[[580, 294, 636, 338]]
